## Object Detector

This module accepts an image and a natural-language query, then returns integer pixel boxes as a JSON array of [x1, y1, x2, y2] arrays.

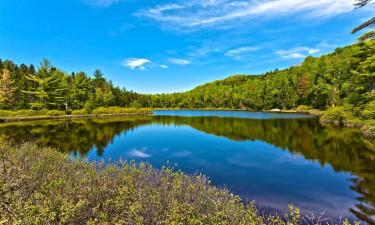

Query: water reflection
[[0, 114, 374, 223]]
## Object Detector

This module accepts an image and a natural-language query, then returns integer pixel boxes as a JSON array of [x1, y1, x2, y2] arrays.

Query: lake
[[1, 110, 374, 223]]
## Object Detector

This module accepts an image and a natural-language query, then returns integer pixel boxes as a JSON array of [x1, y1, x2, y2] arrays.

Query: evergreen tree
[[353, 0, 375, 41], [25, 60, 67, 109]]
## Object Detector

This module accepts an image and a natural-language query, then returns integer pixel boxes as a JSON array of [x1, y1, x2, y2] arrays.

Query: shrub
[[45, 110, 65, 116], [91, 107, 151, 115], [296, 105, 310, 112], [320, 105, 354, 124], [71, 109, 88, 115], [65, 109, 72, 115], [361, 101, 375, 120]]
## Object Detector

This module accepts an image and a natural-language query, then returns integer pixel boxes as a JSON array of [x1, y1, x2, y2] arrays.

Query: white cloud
[[129, 149, 151, 158], [84, 0, 120, 7], [136, 0, 354, 30], [122, 58, 151, 70], [160, 64, 169, 69], [276, 47, 320, 59], [169, 58, 191, 65], [224, 46, 259, 60]]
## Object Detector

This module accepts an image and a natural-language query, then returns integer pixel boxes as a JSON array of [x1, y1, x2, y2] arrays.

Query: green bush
[[296, 105, 310, 112], [320, 105, 354, 124], [71, 109, 88, 115], [0, 110, 64, 117], [91, 107, 151, 115], [361, 101, 375, 120], [45, 110, 65, 116]]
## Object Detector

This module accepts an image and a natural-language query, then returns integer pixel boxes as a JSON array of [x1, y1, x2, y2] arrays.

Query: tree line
[[0, 59, 148, 111], [148, 40, 374, 115], [0, 39, 374, 119]]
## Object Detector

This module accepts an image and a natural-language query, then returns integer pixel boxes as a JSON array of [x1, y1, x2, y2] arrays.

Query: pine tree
[[353, 0, 375, 41], [0, 69, 16, 109], [25, 59, 68, 109]]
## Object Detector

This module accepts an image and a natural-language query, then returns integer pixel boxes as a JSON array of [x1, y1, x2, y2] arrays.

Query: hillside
[[148, 39, 374, 113]]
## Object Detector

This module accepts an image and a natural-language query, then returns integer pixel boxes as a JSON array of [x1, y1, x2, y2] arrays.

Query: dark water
[[1, 110, 374, 223]]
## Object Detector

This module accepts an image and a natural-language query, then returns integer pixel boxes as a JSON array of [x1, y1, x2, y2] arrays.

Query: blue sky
[[0, 0, 373, 93]]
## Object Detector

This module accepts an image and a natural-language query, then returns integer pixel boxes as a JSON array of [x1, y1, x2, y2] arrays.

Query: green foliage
[[0, 107, 151, 118], [91, 106, 151, 115], [0, 142, 309, 225], [296, 105, 311, 112], [0, 60, 145, 111], [147, 40, 375, 112], [320, 105, 354, 124], [362, 101, 375, 120], [0, 40, 374, 114], [71, 109, 88, 115]]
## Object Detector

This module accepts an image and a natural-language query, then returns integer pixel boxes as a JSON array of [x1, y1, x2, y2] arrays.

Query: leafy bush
[[0, 110, 64, 117], [45, 110, 65, 116], [320, 105, 354, 124], [296, 105, 311, 112], [91, 107, 151, 115], [361, 101, 375, 120], [71, 109, 88, 115]]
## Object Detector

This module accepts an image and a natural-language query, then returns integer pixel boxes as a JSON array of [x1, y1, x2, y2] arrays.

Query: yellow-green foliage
[[0, 109, 65, 117], [296, 105, 311, 112], [0, 108, 152, 118], [71, 109, 88, 115], [320, 105, 354, 123], [0, 142, 358, 224], [362, 101, 375, 120], [91, 106, 152, 115]]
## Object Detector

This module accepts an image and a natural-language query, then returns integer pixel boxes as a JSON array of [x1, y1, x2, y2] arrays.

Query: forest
[[148, 40, 374, 114], [1, 39, 374, 134], [1, 40, 374, 112]]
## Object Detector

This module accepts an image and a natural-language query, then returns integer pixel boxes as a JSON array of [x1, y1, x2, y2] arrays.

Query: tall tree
[[25, 60, 67, 109], [0, 69, 16, 109]]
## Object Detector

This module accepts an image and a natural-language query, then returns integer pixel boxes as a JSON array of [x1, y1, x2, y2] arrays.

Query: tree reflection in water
[[0, 115, 374, 223]]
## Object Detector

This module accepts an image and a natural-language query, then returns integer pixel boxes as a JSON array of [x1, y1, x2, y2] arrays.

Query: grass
[[0, 142, 358, 225], [0, 107, 152, 120]]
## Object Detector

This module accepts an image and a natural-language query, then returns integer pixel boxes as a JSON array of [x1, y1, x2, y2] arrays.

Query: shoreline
[[0, 112, 153, 123], [1, 108, 373, 139]]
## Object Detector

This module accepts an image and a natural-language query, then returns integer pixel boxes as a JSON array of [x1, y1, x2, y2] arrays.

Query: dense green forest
[[1, 40, 374, 126], [148, 40, 374, 113], [0, 59, 148, 111]]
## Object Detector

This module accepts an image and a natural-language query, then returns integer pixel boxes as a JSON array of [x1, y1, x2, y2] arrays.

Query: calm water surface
[[1, 110, 374, 223]]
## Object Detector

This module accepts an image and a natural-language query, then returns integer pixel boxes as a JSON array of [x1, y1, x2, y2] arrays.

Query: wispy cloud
[[224, 46, 259, 60], [169, 58, 191, 65], [84, 0, 120, 7], [122, 58, 151, 70], [129, 148, 151, 158], [276, 47, 320, 59], [160, 64, 169, 69], [136, 0, 354, 30]]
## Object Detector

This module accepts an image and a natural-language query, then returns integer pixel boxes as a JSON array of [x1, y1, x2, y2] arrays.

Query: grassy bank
[[0, 107, 152, 122], [0, 142, 357, 225]]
